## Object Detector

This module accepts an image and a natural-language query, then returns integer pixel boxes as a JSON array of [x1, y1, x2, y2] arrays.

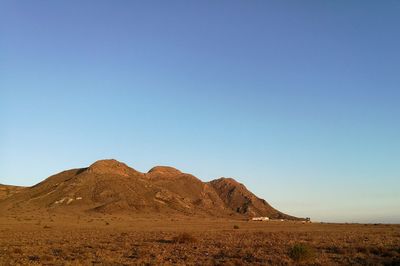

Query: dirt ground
[[0, 215, 399, 265]]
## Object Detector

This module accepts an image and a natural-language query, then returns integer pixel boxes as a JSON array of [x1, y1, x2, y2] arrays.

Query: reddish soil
[[0, 215, 399, 265]]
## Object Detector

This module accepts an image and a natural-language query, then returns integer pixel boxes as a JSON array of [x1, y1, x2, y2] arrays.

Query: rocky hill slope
[[0, 159, 300, 219]]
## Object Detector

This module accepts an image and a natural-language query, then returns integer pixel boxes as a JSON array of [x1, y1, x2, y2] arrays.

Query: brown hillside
[[209, 178, 298, 220], [0, 159, 301, 220], [0, 184, 26, 200]]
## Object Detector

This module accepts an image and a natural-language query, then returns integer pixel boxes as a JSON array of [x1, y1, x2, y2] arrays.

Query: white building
[[251, 217, 269, 221]]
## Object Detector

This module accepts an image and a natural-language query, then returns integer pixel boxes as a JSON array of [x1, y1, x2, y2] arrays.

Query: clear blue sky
[[1, 1, 399, 223]]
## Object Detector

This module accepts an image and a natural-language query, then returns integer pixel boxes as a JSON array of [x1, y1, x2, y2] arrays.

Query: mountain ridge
[[0, 159, 302, 220]]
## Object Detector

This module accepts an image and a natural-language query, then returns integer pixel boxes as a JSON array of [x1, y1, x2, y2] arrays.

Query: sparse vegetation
[[0, 218, 399, 265], [28, 255, 40, 262], [288, 243, 315, 262], [51, 248, 63, 256], [13, 248, 23, 254], [172, 232, 197, 244], [233, 225, 239, 229]]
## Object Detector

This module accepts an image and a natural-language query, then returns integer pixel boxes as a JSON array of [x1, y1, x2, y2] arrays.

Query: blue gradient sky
[[1, 1, 399, 223]]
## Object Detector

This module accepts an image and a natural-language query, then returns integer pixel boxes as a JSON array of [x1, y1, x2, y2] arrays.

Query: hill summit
[[87, 159, 141, 176], [0, 159, 300, 220]]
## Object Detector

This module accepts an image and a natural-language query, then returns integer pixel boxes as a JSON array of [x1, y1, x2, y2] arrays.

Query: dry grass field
[[0, 215, 399, 266]]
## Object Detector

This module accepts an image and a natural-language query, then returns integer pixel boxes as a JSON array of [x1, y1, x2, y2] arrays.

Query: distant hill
[[0, 159, 301, 220]]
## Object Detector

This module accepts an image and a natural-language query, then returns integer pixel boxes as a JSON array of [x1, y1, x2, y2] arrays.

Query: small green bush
[[288, 243, 315, 262]]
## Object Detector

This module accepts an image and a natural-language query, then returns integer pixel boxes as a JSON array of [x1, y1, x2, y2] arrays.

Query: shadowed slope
[[209, 178, 299, 220]]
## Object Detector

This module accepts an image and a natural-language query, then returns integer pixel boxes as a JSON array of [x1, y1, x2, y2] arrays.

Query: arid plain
[[1, 216, 399, 265], [1, 160, 399, 265]]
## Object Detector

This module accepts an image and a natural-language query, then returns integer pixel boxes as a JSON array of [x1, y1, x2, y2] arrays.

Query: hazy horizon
[[1, 1, 399, 223]]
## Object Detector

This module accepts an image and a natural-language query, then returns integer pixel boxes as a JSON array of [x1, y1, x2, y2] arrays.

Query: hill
[[0, 159, 301, 220], [209, 178, 297, 219], [0, 184, 26, 200]]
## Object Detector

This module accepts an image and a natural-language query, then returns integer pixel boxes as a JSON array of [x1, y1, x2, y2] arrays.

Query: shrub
[[28, 255, 40, 262], [172, 233, 197, 244], [233, 225, 239, 229], [327, 246, 345, 254], [288, 243, 315, 262], [13, 248, 23, 254], [51, 248, 63, 256]]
